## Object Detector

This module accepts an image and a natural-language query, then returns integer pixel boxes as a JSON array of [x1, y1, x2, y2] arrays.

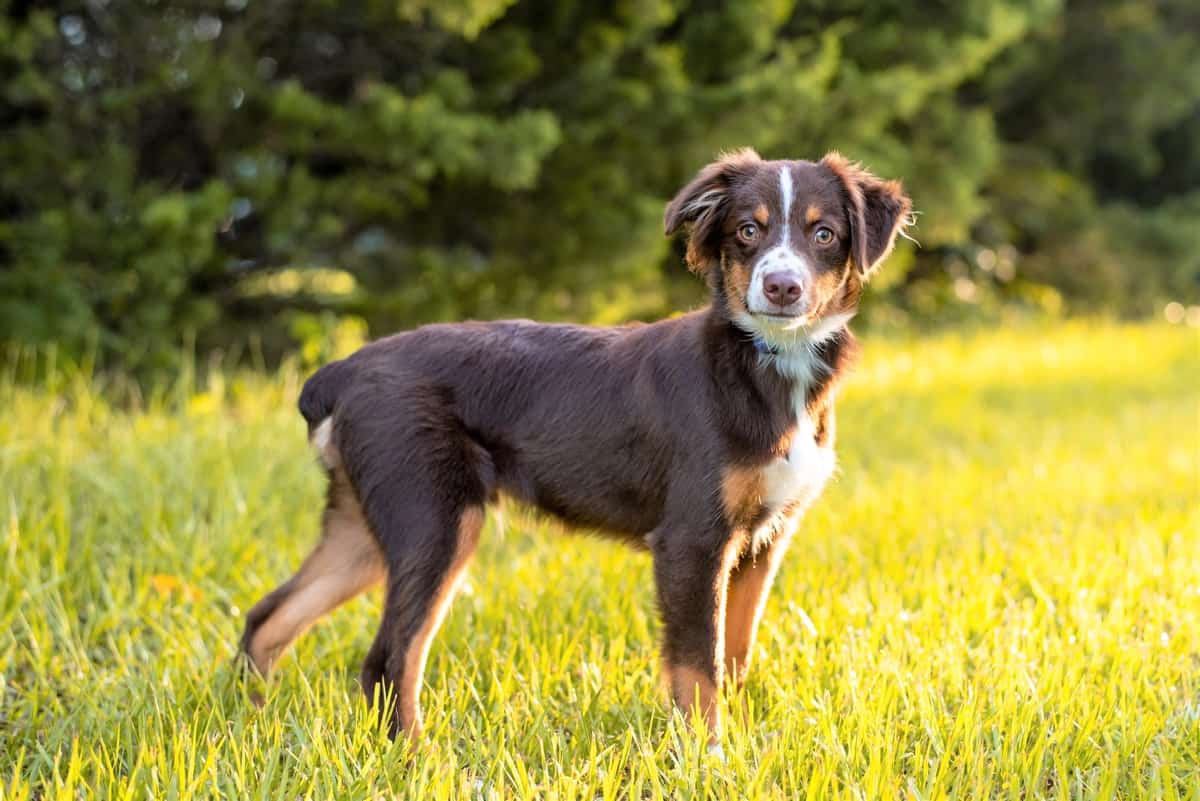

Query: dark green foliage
[[1, 0, 1196, 369]]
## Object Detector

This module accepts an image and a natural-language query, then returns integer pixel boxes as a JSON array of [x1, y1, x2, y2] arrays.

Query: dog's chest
[[761, 412, 835, 509], [721, 406, 835, 530]]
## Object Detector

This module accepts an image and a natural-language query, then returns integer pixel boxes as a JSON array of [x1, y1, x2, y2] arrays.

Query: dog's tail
[[297, 358, 356, 432]]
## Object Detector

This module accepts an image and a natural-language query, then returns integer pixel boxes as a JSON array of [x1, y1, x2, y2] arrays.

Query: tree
[[1, 0, 1191, 370]]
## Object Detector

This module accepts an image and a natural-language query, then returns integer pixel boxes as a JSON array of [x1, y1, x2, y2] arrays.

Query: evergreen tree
[[1, 0, 1192, 368]]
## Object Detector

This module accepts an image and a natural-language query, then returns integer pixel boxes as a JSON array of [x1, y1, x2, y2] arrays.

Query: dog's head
[[665, 149, 911, 345]]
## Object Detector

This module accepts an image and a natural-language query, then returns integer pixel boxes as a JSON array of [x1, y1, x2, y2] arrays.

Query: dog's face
[[665, 149, 911, 342]]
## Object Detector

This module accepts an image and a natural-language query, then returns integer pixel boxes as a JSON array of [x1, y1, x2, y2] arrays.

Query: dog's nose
[[763, 272, 803, 307]]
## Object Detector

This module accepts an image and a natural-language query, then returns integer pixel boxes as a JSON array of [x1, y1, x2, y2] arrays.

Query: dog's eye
[[813, 227, 835, 245], [737, 223, 759, 243]]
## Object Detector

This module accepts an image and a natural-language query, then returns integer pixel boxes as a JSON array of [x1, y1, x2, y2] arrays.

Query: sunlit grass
[[2, 321, 1197, 799]]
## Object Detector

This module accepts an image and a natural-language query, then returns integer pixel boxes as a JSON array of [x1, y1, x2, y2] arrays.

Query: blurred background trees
[[1, 0, 1197, 369]]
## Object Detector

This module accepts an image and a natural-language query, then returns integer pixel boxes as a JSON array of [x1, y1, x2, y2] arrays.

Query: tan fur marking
[[396, 506, 484, 741], [812, 403, 836, 447], [724, 552, 782, 686], [724, 514, 799, 687], [805, 204, 822, 225], [670, 664, 721, 736], [722, 258, 754, 316], [808, 263, 856, 321], [685, 240, 709, 275], [248, 467, 384, 675], [721, 466, 763, 527], [753, 204, 770, 225]]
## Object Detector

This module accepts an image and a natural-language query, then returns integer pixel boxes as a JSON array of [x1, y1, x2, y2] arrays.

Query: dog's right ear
[[664, 148, 761, 274]]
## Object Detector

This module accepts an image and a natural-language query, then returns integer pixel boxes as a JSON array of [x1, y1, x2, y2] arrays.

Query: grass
[[1, 320, 1198, 800]]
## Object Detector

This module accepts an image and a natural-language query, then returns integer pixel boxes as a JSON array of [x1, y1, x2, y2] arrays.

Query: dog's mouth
[[751, 309, 813, 327]]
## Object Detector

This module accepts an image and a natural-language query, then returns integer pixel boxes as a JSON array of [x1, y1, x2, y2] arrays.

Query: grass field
[[1, 321, 1198, 799]]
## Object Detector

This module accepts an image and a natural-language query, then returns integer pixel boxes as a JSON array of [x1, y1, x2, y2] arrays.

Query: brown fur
[[395, 506, 483, 741], [669, 664, 721, 735], [239, 150, 911, 747], [721, 466, 765, 528]]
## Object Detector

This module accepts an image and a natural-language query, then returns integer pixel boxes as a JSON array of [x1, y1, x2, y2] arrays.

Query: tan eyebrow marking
[[753, 204, 770, 225], [805, 204, 822, 225]]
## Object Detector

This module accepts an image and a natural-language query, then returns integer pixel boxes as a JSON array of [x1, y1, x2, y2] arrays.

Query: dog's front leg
[[724, 513, 800, 689], [650, 523, 745, 745]]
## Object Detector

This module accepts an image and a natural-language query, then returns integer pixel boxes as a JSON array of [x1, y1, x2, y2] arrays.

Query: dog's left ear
[[821, 152, 912, 280], [664, 148, 761, 274]]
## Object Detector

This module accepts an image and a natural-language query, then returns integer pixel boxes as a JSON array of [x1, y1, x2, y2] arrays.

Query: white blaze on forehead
[[747, 163, 810, 314], [763, 164, 801, 257], [778, 163, 793, 238]]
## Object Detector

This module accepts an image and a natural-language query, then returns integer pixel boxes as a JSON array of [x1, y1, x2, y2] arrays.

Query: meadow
[[1, 321, 1197, 800]]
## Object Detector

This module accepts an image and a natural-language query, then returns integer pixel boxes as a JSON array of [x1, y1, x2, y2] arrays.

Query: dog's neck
[[706, 284, 854, 374], [699, 303, 855, 457], [702, 294, 858, 431], [736, 309, 854, 388]]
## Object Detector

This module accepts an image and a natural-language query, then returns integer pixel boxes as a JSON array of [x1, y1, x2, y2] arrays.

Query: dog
[[239, 148, 912, 747]]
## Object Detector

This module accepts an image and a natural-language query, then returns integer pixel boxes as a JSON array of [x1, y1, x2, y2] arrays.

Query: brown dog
[[239, 149, 911, 746]]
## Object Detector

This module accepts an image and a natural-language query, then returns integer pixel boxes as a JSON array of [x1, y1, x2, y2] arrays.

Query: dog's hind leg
[[359, 501, 484, 742], [335, 378, 493, 742], [240, 464, 385, 678]]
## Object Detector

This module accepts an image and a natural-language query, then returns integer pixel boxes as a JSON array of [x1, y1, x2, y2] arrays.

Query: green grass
[[2, 321, 1198, 799]]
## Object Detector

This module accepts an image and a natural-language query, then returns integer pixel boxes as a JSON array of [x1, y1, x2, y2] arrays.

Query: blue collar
[[753, 337, 779, 356]]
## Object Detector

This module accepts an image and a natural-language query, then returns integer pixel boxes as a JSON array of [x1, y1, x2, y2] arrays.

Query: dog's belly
[[495, 457, 667, 539]]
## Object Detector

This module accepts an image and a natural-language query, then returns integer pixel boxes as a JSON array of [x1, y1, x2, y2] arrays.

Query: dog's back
[[299, 316, 705, 536]]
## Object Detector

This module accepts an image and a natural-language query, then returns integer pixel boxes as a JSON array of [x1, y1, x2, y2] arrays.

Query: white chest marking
[[761, 404, 836, 510]]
